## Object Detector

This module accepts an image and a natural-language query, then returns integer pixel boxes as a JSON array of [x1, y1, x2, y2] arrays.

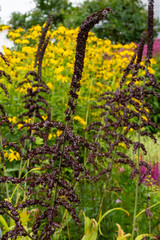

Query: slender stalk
[[52, 121, 69, 206], [84, 73, 94, 165], [148, 196, 152, 235], [66, 211, 71, 240], [97, 124, 123, 219], [0, 131, 9, 200], [131, 64, 148, 239]]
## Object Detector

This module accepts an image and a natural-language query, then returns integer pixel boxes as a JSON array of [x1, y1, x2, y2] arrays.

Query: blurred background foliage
[[7, 0, 160, 44]]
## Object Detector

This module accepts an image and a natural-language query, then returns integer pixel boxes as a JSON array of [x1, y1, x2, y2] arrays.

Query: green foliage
[[8, 0, 73, 29], [8, 0, 160, 44], [81, 208, 129, 239], [65, 0, 160, 43], [146, 55, 160, 132]]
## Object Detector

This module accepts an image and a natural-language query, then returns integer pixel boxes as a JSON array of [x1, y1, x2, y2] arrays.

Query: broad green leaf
[[81, 219, 98, 240], [0, 215, 9, 230], [20, 211, 30, 227], [83, 212, 92, 233], [135, 234, 156, 240], [82, 212, 98, 240]]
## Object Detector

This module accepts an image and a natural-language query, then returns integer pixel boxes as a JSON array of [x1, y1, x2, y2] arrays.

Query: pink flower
[[116, 199, 122, 203], [119, 167, 125, 173], [135, 38, 160, 58], [140, 159, 160, 186]]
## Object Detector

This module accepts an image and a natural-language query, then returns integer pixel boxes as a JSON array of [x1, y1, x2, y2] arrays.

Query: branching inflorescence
[[86, 0, 159, 186]]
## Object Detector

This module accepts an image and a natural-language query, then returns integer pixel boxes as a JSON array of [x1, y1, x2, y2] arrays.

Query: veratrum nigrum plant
[[86, 0, 160, 184], [0, 9, 114, 240], [85, 2, 160, 239]]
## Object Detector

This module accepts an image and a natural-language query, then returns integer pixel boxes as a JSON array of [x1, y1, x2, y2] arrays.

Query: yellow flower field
[[0, 24, 155, 128]]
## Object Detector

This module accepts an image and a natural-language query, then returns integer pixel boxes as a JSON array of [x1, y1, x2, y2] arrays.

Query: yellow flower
[[0, 66, 4, 71], [22, 46, 35, 54], [0, 25, 11, 31], [21, 39, 30, 44], [129, 128, 134, 133], [15, 39, 22, 44], [3, 150, 8, 158], [118, 143, 126, 148], [42, 115, 47, 121], [144, 107, 149, 113], [148, 67, 155, 75], [8, 149, 21, 162], [8, 31, 21, 39], [96, 82, 103, 88], [142, 115, 148, 121], [8, 117, 17, 124], [106, 86, 111, 91], [48, 133, 56, 140], [47, 82, 54, 90], [54, 66, 64, 74], [56, 130, 63, 137], [150, 58, 156, 65], [3, 47, 12, 56], [48, 133, 53, 140], [14, 27, 25, 33], [29, 25, 41, 32], [57, 25, 66, 34], [73, 116, 86, 126], [126, 81, 130, 85], [17, 124, 23, 129], [24, 118, 32, 124]]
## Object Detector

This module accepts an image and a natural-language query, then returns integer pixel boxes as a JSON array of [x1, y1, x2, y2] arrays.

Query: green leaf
[[20, 211, 30, 227], [136, 201, 160, 218], [35, 136, 43, 145], [98, 208, 130, 225], [98, 208, 130, 237], [81, 212, 98, 240], [118, 233, 131, 239], [135, 234, 156, 240], [6, 168, 19, 172], [0, 215, 9, 231]]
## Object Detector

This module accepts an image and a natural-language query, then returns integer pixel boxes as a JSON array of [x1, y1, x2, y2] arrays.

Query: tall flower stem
[[0, 131, 9, 200], [131, 129, 141, 240], [131, 64, 148, 239], [52, 121, 69, 206]]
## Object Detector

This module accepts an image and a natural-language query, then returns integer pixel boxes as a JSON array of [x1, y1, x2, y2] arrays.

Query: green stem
[[131, 62, 148, 239], [0, 131, 9, 200], [52, 121, 69, 206], [97, 124, 123, 220], [84, 77, 93, 165]]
